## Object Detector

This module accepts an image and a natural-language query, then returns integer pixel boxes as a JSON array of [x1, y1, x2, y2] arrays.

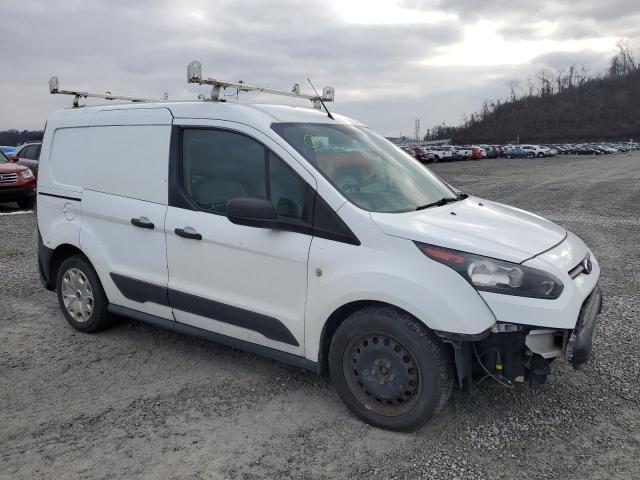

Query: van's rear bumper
[[38, 232, 55, 291]]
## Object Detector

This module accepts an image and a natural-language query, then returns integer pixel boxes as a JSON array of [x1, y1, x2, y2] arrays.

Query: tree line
[[0, 130, 44, 147], [428, 41, 640, 144]]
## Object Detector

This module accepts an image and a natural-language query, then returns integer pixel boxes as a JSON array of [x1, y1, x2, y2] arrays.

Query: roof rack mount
[[187, 61, 334, 110], [49, 61, 335, 110]]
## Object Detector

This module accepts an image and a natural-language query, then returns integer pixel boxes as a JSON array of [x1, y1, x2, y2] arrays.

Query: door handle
[[175, 227, 202, 240], [131, 216, 155, 229]]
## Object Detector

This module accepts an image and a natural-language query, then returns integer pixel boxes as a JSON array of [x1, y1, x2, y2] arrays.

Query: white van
[[37, 100, 601, 431]]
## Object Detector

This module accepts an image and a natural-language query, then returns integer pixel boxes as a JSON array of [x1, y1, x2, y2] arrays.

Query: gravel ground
[[1, 153, 639, 479]]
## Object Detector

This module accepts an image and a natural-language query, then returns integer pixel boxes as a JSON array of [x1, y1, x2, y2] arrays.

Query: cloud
[[0, 0, 637, 136]]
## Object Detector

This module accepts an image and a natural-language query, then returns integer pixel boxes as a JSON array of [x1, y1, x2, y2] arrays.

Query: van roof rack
[[48, 76, 168, 107], [187, 61, 334, 110], [49, 61, 335, 110]]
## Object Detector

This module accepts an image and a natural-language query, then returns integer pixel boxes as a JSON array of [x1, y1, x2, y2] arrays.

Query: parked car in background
[[571, 144, 602, 155], [426, 146, 453, 163], [539, 146, 557, 157], [14, 142, 42, 178], [413, 146, 435, 164], [0, 146, 17, 158], [504, 147, 534, 159], [453, 146, 473, 160], [471, 145, 485, 160], [0, 150, 36, 209], [520, 145, 547, 158]]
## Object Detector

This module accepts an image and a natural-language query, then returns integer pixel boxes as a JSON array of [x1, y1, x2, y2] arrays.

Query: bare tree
[[609, 39, 637, 77]]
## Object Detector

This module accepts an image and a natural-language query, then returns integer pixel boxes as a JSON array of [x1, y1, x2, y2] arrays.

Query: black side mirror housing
[[226, 197, 278, 229]]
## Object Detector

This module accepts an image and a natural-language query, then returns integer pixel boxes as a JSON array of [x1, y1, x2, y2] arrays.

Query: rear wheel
[[329, 306, 453, 431], [56, 255, 111, 332]]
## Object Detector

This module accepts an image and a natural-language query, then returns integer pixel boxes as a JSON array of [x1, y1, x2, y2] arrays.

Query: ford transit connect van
[[37, 101, 601, 431]]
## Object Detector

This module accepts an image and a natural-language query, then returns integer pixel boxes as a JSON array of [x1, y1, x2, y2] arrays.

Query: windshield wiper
[[415, 196, 462, 210]]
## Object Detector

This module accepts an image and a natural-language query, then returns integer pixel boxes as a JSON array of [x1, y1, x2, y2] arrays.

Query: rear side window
[[181, 129, 311, 222]]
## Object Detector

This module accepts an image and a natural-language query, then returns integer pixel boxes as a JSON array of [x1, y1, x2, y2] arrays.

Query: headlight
[[415, 242, 564, 299], [20, 169, 34, 179]]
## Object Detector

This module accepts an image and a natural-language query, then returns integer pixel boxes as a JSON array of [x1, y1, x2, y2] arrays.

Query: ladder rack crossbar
[[54, 89, 162, 103], [190, 77, 330, 102]]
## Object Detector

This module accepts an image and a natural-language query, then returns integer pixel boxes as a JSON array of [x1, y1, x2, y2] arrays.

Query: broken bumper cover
[[566, 285, 602, 368]]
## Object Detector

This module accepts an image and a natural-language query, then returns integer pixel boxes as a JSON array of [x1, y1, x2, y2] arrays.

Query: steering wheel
[[340, 180, 360, 193]]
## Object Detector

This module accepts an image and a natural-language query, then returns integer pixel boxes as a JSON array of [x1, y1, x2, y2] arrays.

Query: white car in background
[[520, 145, 548, 158]]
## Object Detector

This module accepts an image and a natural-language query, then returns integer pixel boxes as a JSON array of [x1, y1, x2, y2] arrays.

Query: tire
[[537, 152, 544, 158], [329, 306, 454, 431], [506, 154, 512, 159], [18, 197, 35, 209], [56, 255, 111, 333]]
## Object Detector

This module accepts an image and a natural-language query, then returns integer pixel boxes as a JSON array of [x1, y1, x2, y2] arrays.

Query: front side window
[[271, 123, 456, 213], [181, 129, 310, 221]]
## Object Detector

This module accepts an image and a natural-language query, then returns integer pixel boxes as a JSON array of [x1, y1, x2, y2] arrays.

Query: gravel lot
[[1, 153, 639, 479]]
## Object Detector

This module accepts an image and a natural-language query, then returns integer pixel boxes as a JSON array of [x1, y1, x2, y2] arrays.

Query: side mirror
[[226, 197, 277, 229]]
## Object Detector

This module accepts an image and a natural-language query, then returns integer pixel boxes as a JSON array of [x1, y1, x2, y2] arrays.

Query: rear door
[[165, 121, 317, 354]]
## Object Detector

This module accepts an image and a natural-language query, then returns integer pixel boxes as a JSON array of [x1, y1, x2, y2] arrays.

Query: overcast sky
[[2, 0, 640, 136]]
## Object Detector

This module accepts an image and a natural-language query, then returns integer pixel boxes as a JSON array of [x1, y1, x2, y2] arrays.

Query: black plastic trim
[[108, 304, 317, 372], [109, 273, 299, 346], [312, 194, 360, 246], [168, 289, 299, 346], [38, 192, 81, 202], [37, 231, 55, 290], [110, 273, 170, 306]]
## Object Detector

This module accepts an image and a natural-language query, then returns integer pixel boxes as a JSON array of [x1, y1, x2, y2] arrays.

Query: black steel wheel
[[344, 332, 421, 417], [329, 306, 453, 431]]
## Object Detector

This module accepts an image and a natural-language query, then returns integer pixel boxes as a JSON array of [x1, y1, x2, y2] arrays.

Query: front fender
[[304, 235, 496, 363]]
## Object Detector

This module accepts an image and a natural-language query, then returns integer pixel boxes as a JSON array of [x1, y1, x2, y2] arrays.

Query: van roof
[[46, 101, 363, 130]]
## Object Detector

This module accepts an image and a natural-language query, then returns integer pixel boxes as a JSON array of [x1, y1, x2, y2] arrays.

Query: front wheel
[[329, 306, 453, 431]]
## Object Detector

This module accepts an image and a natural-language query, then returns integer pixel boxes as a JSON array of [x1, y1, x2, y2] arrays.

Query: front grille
[[0, 173, 18, 184], [568, 261, 585, 279], [568, 253, 591, 279]]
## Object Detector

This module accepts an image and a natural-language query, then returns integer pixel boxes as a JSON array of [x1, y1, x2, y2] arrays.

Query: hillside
[[434, 43, 640, 144]]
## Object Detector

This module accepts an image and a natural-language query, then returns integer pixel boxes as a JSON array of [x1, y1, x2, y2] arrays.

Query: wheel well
[[317, 300, 425, 375], [49, 244, 84, 287]]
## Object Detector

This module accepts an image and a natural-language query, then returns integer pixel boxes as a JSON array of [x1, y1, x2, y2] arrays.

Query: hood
[[370, 196, 566, 263], [0, 162, 27, 174]]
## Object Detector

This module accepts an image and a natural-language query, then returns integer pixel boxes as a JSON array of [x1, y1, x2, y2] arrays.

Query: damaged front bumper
[[439, 284, 603, 386]]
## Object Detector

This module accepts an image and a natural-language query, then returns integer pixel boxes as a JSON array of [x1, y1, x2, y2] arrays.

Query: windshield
[[0, 151, 8, 164], [271, 123, 457, 213]]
